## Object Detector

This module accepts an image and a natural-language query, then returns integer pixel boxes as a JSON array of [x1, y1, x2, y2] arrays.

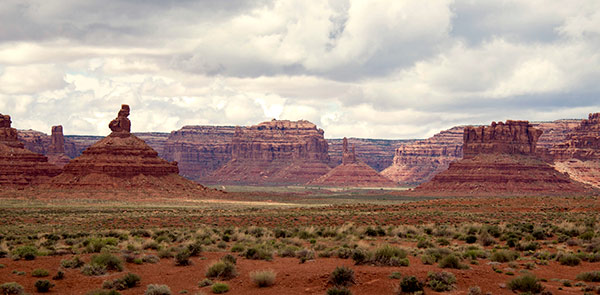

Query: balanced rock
[[308, 137, 396, 187], [415, 120, 591, 195], [0, 113, 62, 186], [51, 105, 200, 189], [209, 119, 331, 184], [551, 113, 600, 188]]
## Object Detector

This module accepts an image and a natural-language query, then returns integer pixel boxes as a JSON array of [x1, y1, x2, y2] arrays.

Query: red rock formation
[[162, 126, 235, 181], [50, 105, 208, 190], [308, 137, 396, 187], [415, 121, 591, 195], [46, 126, 71, 168], [550, 113, 600, 188], [0, 114, 62, 186], [327, 138, 410, 171], [209, 119, 331, 184]]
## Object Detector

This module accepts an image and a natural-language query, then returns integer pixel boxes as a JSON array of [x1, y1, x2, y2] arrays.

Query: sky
[[1, 0, 599, 139]]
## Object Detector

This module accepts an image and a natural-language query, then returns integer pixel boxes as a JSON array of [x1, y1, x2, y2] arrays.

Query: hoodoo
[[209, 119, 331, 185], [50, 105, 206, 190], [415, 120, 591, 195], [0, 113, 62, 186], [551, 113, 600, 188], [308, 137, 397, 187], [46, 125, 71, 168]]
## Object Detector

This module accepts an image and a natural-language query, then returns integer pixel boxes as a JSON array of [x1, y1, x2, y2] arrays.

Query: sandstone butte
[[382, 120, 581, 186], [208, 119, 331, 185], [550, 113, 600, 188], [0, 113, 62, 186], [327, 138, 410, 171], [308, 137, 397, 187], [414, 120, 592, 196], [49, 105, 214, 192]]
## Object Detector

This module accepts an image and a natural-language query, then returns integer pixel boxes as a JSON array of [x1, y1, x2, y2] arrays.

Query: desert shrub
[[478, 232, 496, 246], [61, 256, 85, 268], [0, 282, 25, 295], [221, 254, 237, 265], [398, 276, 424, 293], [86, 290, 122, 295], [142, 254, 160, 264], [11, 245, 37, 260], [464, 248, 487, 260], [206, 261, 237, 280], [491, 250, 518, 262], [437, 238, 450, 246], [187, 241, 203, 257], [427, 271, 456, 291], [465, 235, 477, 244], [351, 249, 368, 264], [576, 271, 600, 282], [211, 283, 229, 294], [336, 247, 353, 259], [372, 244, 408, 266], [516, 242, 540, 252], [230, 243, 244, 252], [81, 263, 107, 276], [53, 270, 65, 280], [32, 268, 50, 277], [417, 239, 434, 248], [198, 278, 213, 287], [580, 231, 595, 241], [157, 248, 173, 258], [144, 284, 171, 295], [326, 286, 352, 295], [507, 275, 543, 293], [243, 246, 273, 261], [278, 246, 299, 257], [34, 280, 54, 293], [439, 254, 467, 269], [558, 253, 581, 266], [103, 273, 141, 290], [468, 286, 482, 295], [91, 253, 123, 271], [175, 249, 191, 266], [85, 237, 119, 253], [250, 269, 276, 287], [329, 266, 356, 287], [296, 249, 315, 263], [389, 271, 402, 279]]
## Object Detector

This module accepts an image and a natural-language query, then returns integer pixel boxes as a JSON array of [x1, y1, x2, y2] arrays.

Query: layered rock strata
[[209, 119, 331, 184], [550, 113, 600, 188], [415, 121, 590, 195], [309, 138, 396, 187], [327, 138, 410, 171], [51, 105, 204, 190], [0, 114, 62, 186], [162, 126, 236, 181], [46, 126, 71, 168]]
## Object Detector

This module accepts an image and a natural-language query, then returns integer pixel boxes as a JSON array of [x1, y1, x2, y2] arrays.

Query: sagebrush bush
[[81, 263, 107, 276], [329, 266, 355, 287], [507, 275, 543, 293], [398, 276, 423, 293], [144, 284, 171, 295], [491, 250, 518, 263], [34, 280, 54, 293], [558, 253, 581, 266], [326, 286, 352, 295], [206, 261, 237, 280], [0, 282, 25, 295], [439, 254, 467, 269], [91, 253, 123, 271], [243, 246, 273, 261], [61, 256, 85, 268], [175, 249, 191, 266], [427, 271, 456, 291], [250, 269, 276, 287], [198, 278, 213, 287], [86, 289, 122, 295], [11, 245, 37, 260], [211, 282, 229, 294], [576, 271, 600, 282], [31, 268, 50, 277], [103, 273, 141, 290]]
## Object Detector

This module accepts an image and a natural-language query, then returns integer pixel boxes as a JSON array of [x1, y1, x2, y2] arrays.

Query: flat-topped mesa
[[162, 126, 236, 181], [46, 125, 71, 168], [0, 113, 24, 149], [415, 120, 592, 196], [209, 119, 331, 184], [308, 137, 396, 187], [0, 114, 62, 186], [463, 120, 542, 159]]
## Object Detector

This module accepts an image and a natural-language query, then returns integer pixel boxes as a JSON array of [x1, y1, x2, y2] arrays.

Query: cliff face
[[308, 137, 396, 187], [0, 114, 62, 186], [327, 138, 410, 171], [162, 126, 235, 181], [415, 120, 591, 196], [381, 126, 464, 185], [382, 120, 579, 185], [550, 113, 600, 188], [209, 119, 331, 184]]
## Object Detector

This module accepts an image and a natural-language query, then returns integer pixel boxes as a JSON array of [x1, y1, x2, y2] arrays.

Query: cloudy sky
[[1, 0, 599, 139]]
